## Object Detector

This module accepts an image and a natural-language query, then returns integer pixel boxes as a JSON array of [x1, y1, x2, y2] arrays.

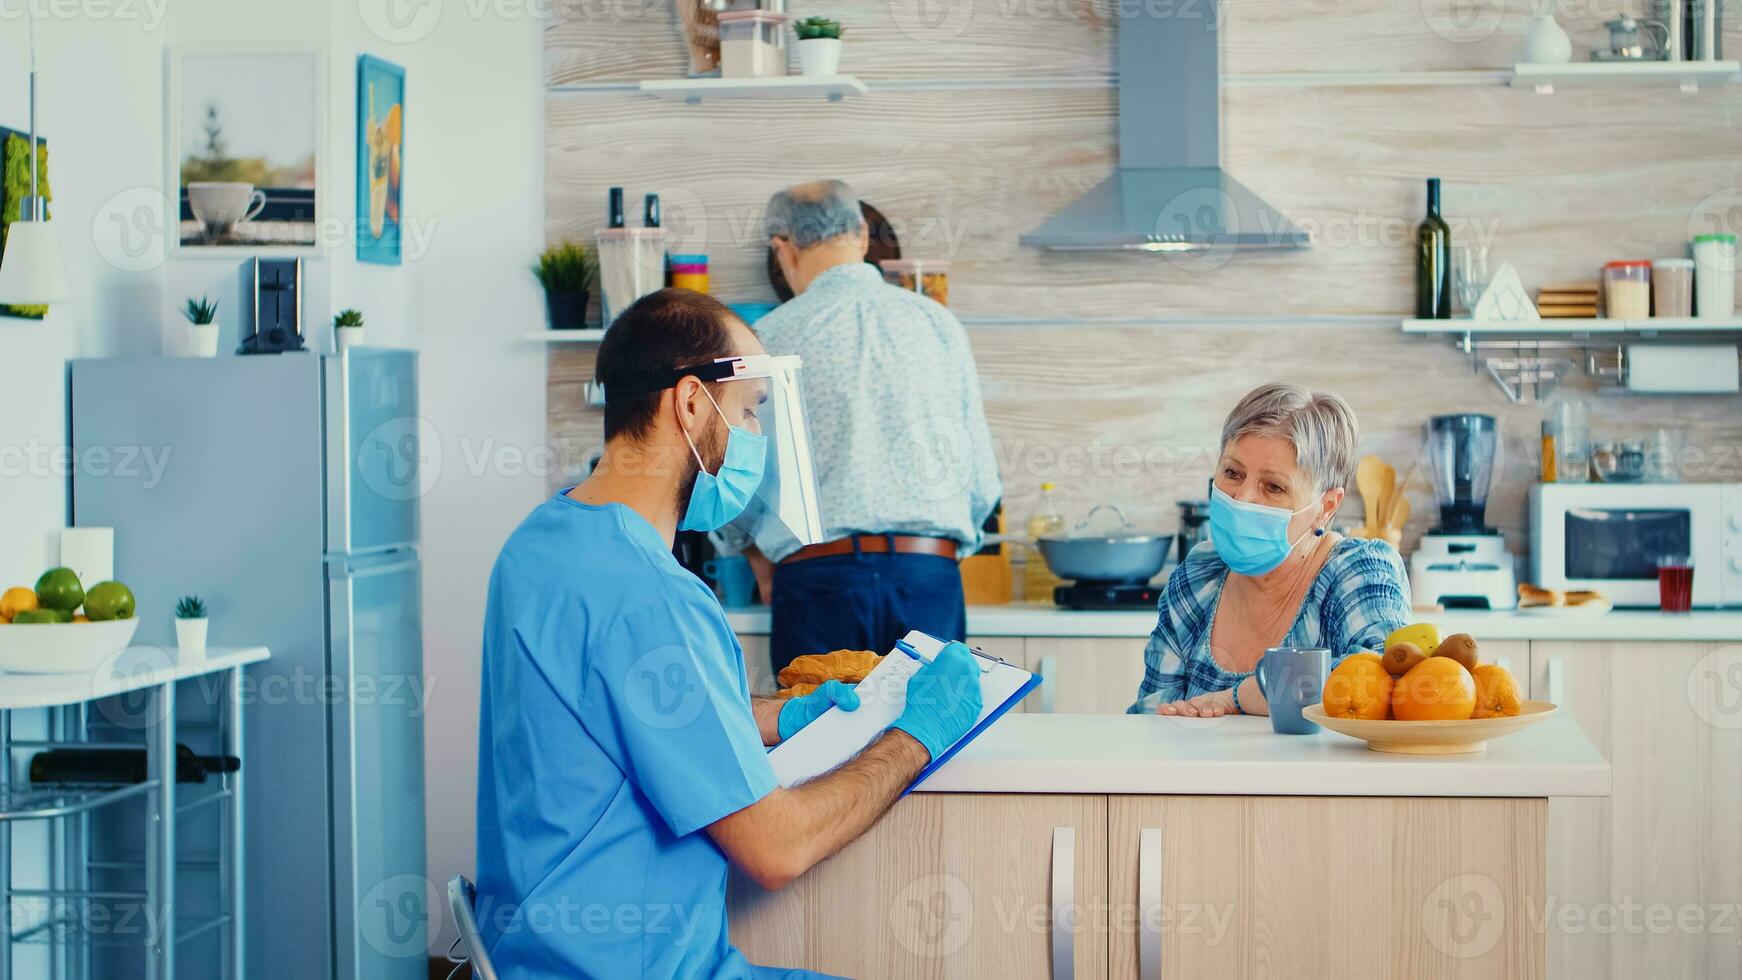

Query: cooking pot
[[1036, 504, 1173, 585]]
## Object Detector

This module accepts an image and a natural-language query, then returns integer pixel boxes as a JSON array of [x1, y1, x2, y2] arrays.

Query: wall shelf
[[1511, 60, 1740, 94], [523, 329, 605, 343], [638, 75, 868, 103], [1402, 318, 1742, 403]]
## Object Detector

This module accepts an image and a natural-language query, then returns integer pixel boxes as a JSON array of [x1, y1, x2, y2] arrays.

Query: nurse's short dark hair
[[596, 288, 740, 443]]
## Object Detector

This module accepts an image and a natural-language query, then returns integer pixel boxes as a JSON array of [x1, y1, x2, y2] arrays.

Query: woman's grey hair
[[764, 179, 866, 249], [1219, 383, 1360, 495]]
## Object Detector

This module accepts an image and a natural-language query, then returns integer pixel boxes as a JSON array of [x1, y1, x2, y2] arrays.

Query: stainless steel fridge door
[[326, 551, 429, 980], [326, 350, 421, 556]]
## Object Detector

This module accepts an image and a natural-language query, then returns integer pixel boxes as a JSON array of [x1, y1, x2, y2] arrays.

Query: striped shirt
[[1128, 537, 1412, 713]]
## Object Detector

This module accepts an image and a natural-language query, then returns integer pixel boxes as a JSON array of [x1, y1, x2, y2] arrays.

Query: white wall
[[0, 0, 546, 961]]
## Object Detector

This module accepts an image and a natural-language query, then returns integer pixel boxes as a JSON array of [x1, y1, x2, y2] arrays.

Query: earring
[[1314, 527, 1326, 537]]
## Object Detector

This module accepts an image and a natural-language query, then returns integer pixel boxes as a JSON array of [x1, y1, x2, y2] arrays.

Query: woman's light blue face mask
[[1208, 484, 1324, 577], [679, 383, 767, 533]]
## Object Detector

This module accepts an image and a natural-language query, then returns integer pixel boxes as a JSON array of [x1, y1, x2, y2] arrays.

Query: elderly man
[[725, 179, 1001, 674], [475, 289, 983, 977]]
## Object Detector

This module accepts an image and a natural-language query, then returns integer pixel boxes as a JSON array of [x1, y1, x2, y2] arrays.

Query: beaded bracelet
[[1230, 678, 1247, 715]]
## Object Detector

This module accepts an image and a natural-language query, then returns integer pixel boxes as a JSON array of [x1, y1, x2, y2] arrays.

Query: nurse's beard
[[675, 422, 727, 521]]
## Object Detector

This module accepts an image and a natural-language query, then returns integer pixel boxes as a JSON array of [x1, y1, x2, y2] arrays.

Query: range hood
[[1020, 5, 1310, 253]]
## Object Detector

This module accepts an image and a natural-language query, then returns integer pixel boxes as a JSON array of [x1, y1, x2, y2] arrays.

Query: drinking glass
[[1658, 555, 1695, 613], [1644, 428, 1686, 483], [1554, 399, 1591, 484], [1454, 244, 1491, 316]]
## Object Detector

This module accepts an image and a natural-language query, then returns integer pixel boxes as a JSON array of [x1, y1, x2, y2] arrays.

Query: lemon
[[1, 586, 40, 623]]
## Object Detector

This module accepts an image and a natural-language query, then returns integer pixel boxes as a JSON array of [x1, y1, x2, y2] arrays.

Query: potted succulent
[[183, 295, 221, 358], [533, 241, 596, 330], [794, 16, 844, 76], [334, 308, 365, 352], [175, 595, 208, 661]]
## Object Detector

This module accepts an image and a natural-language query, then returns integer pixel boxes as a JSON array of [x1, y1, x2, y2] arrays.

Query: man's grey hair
[[764, 179, 866, 249], [1219, 383, 1360, 494]]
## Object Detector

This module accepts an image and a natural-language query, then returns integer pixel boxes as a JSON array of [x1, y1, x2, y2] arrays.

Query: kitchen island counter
[[916, 710, 1609, 797], [726, 604, 1742, 642]]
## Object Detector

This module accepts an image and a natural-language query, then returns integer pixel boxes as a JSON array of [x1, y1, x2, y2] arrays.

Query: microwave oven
[[1529, 483, 1742, 608]]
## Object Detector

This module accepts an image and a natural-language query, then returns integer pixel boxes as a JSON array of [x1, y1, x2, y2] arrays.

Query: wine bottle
[[1416, 177, 1452, 319], [29, 744, 241, 786], [607, 187, 625, 229]]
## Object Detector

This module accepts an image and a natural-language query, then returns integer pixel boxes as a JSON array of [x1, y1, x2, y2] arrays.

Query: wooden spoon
[[1356, 455, 1393, 537]]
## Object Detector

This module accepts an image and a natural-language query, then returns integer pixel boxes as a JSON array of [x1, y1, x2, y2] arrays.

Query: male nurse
[[474, 288, 984, 979]]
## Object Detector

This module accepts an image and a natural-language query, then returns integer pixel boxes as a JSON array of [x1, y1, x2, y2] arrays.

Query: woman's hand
[[1155, 688, 1238, 717]]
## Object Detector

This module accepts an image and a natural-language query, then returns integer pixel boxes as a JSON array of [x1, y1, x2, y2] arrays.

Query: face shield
[[715, 354, 824, 547], [604, 354, 824, 547]]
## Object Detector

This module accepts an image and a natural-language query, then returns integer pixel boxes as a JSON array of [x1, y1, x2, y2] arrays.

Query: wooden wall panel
[[548, 84, 1742, 319], [546, 0, 1114, 85], [548, 322, 1742, 556], [547, 0, 1742, 84]]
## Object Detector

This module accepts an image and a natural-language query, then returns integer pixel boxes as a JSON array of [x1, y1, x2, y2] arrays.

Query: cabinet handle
[[1051, 827, 1075, 980], [1038, 655, 1058, 714], [1139, 827, 1163, 980], [1547, 656, 1565, 706]]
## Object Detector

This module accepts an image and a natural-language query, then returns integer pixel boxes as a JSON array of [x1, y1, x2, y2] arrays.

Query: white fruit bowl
[[0, 618, 140, 674]]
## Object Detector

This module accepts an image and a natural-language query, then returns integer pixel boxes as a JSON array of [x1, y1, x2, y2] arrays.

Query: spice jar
[[878, 259, 951, 305], [1602, 260, 1651, 320], [1652, 258, 1694, 318], [717, 11, 789, 79]]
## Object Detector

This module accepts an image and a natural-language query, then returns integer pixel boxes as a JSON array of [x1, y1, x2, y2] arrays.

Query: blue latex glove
[[777, 679, 862, 742], [890, 641, 984, 761]]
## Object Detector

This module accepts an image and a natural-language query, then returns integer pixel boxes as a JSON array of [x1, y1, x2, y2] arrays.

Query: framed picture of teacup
[[356, 56, 404, 266], [167, 48, 326, 253]]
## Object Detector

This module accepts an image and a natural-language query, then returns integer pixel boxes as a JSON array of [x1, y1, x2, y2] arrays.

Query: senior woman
[[1130, 383, 1411, 717]]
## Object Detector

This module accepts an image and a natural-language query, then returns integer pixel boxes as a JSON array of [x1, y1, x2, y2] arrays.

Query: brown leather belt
[[781, 534, 959, 565]]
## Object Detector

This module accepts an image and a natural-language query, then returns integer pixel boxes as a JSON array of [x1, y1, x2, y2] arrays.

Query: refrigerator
[[70, 351, 428, 980]]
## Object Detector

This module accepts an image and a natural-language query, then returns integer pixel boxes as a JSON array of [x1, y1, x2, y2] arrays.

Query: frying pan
[[1036, 505, 1174, 585]]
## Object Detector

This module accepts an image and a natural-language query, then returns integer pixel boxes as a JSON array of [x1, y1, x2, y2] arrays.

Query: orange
[[1471, 664, 1523, 718], [1322, 653, 1394, 720], [1393, 658, 1477, 721]]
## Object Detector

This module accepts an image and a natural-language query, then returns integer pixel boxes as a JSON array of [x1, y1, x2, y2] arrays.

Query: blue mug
[[1256, 647, 1329, 735], [704, 555, 757, 607]]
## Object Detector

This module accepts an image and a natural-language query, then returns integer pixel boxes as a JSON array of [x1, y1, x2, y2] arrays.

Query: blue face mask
[[1208, 485, 1321, 577], [679, 385, 768, 533]]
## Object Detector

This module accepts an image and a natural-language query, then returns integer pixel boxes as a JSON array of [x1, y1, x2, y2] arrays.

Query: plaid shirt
[[1128, 537, 1412, 713]]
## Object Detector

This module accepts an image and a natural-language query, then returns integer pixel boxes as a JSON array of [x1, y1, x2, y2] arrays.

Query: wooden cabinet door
[[1026, 638, 1147, 714], [1109, 795, 1546, 979], [1531, 640, 1742, 980], [730, 793, 1110, 979]]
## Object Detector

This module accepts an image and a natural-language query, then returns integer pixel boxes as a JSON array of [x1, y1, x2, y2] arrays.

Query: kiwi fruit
[[1432, 633, 1480, 672], [1382, 641, 1426, 678]]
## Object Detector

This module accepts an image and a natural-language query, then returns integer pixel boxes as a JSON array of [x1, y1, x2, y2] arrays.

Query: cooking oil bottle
[[1024, 483, 1066, 602]]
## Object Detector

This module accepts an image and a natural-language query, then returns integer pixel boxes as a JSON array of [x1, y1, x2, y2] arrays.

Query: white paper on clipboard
[[766, 630, 1035, 788]]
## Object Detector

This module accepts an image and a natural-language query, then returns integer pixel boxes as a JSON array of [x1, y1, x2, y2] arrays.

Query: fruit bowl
[[1302, 701, 1558, 755], [0, 618, 140, 675]]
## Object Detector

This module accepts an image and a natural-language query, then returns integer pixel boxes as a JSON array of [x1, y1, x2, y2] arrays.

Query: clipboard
[[766, 630, 1040, 792]]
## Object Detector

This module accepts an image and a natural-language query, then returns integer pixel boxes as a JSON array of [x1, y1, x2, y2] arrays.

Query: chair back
[[445, 875, 500, 980]]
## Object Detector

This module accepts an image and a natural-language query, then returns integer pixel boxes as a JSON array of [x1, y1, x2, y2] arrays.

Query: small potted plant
[[533, 241, 596, 330], [334, 308, 365, 352], [794, 16, 844, 77], [183, 295, 221, 357], [175, 595, 208, 661]]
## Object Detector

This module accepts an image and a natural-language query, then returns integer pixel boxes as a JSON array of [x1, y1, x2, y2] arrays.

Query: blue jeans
[[770, 546, 967, 675]]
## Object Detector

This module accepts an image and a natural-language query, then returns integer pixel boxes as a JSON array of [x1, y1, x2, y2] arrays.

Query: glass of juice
[[1657, 555, 1695, 613]]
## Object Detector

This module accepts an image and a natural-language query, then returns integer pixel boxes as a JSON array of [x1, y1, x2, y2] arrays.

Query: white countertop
[[725, 605, 1742, 642], [0, 646, 270, 710], [913, 712, 1610, 798]]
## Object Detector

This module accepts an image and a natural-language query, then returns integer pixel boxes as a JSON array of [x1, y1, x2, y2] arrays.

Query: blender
[[1409, 413, 1519, 609]]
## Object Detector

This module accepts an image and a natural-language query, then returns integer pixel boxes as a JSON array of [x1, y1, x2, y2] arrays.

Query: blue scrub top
[[476, 492, 816, 979]]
